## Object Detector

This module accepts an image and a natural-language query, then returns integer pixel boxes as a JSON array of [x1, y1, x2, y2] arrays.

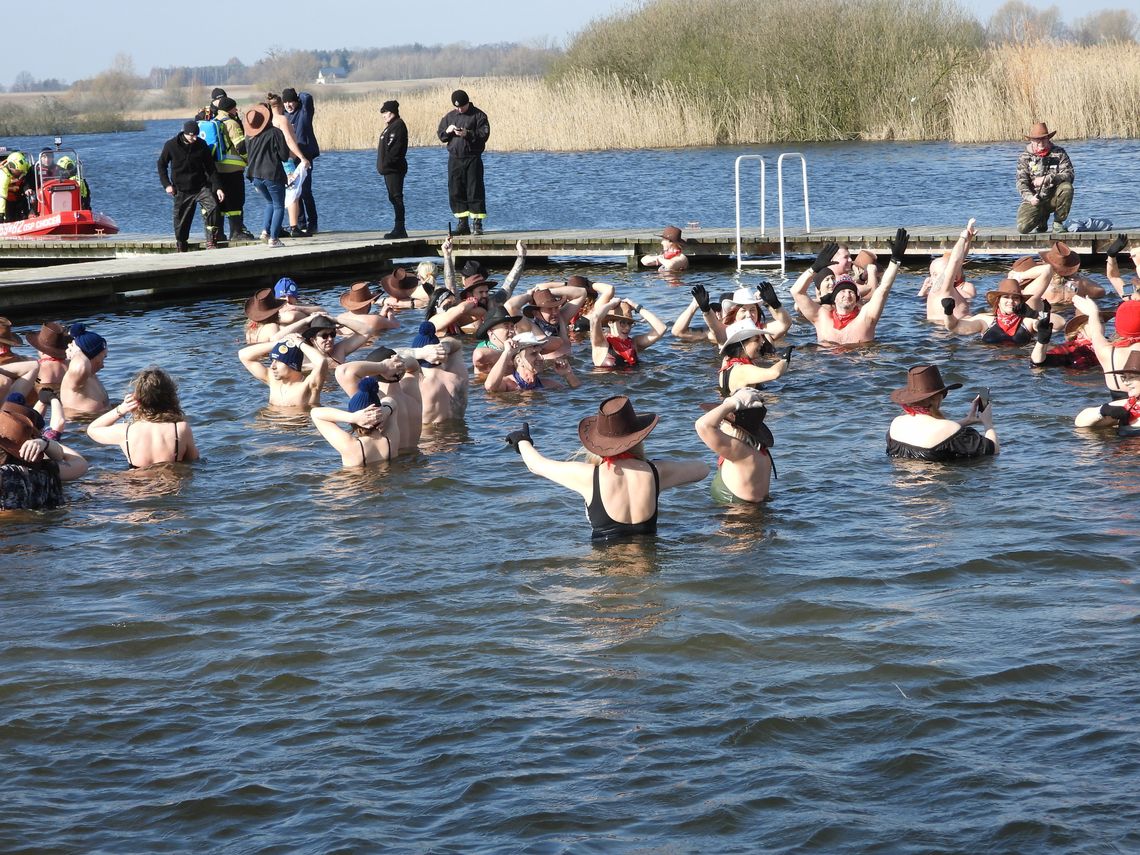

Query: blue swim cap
[[68, 323, 106, 358], [274, 277, 298, 299], [269, 341, 303, 371], [348, 376, 381, 412]]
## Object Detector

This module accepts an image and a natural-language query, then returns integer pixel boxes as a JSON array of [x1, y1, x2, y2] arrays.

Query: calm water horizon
[[1, 121, 1137, 853]]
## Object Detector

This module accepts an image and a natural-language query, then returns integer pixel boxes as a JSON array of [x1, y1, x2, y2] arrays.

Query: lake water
[[1, 121, 1138, 853]]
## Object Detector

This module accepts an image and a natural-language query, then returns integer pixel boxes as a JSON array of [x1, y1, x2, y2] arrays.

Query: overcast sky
[[10, 0, 1140, 84]]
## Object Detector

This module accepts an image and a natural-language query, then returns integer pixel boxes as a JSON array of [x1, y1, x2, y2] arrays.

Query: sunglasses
[[315, 332, 335, 340]]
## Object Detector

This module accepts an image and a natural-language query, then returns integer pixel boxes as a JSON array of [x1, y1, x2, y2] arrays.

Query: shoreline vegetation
[[4, 0, 1140, 150]]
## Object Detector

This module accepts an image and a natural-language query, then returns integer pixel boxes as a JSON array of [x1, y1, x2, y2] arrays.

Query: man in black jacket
[[376, 99, 409, 239], [437, 89, 490, 235], [157, 120, 224, 251]]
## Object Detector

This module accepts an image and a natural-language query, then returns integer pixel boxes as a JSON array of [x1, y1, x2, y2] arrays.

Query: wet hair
[[131, 367, 184, 423]]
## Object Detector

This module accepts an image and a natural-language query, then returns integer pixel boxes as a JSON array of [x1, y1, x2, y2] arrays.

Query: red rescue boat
[[0, 141, 118, 238]]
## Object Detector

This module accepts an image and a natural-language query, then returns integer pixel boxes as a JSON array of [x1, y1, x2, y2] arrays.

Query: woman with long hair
[[310, 377, 400, 466], [87, 367, 199, 468]]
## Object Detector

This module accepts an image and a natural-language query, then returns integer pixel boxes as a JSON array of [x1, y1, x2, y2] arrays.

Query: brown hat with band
[[1025, 121, 1057, 140], [578, 395, 659, 457], [602, 303, 639, 326], [339, 281, 379, 311], [523, 287, 566, 318], [244, 288, 284, 322], [985, 278, 1026, 309], [1105, 350, 1140, 375], [0, 409, 37, 458], [658, 225, 686, 245], [1040, 241, 1080, 278], [890, 364, 962, 407], [1064, 308, 1116, 339], [25, 322, 71, 359], [0, 316, 23, 347], [853, 249, 877, 269], [382, 267, 410, 294], [244, 104, 272, 138], [1010, 255, 1037, 273]]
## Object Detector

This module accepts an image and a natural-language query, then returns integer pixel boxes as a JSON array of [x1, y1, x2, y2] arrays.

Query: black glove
[[758, 280, 781, 309], [1035, 320, 1053, 344], [819, 292, 835, 306], [940, 297, 956, 316], [1100, 404, 1130, 422], [1039, 299, 1051, 318], [778, 345, 794, 364], [1104, 234, 1128, 259], [812, 242, 839, 272], [691, 284, 711, 313], [1013, 299, 1033, 318], [889, 227, 910, 266], [505, 422, 532, 453]]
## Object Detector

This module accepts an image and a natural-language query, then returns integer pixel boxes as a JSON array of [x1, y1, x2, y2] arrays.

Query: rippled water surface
[[1, 123, 1138, 853]]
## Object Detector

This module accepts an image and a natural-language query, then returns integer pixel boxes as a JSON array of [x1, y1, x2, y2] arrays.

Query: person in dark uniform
[[156, 121, 224, 251], [437, 89, 490, 235], [376, 99, 409, 239]]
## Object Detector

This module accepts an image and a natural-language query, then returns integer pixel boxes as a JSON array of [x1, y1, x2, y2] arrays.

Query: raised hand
[[889, 227, 910, 265], [940, 297, 957, 316], [778, 345, 794, 364], [1104, 234, 1128, 258], [811, 242, 840, 272], [505, 422, 533, 453], [691, 284, 711, 313], [758, 280, 781, 309], [1035, 319, 1053, 344]]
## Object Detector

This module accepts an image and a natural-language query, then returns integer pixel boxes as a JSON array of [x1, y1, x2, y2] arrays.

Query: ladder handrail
[[734, 152, 811, 274], [776, 152, 811, 275], [734, 155, 766, 270]]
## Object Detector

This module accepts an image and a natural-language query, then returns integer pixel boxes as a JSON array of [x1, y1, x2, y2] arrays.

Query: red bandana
[[1127, 396, 1140, 425], [830, 308, 859, 330], [995, 311, 1023, 338], [602, 452, 637, 467], [901, 405, 932, 416], [605, 335, 639, 366], [1113, 336, 1140, 348], [662, 247, 682, 260], [720, 356, 753, 372]]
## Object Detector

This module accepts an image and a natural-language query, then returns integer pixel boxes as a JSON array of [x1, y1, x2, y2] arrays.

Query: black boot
[[384, 223, 408, 239], [454, 217, 471, 236], [472, 218, 484, 235], [231, 215, 255, 242]]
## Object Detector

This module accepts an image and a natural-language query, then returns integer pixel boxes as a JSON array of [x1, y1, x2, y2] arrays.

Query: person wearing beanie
[[213, 96, 254, 243], [157, 120, 225, 251], [333, 347, 424, 451], [238, 333, 329, 409], [407, 320, 468, 424], [62, 323, 110, 418], [281, 87, 320, 236], [1069, 293, 1140, 397], [376, 99, 409, 239], [437, 88, 490, 235], [310, 376, 401, 466]]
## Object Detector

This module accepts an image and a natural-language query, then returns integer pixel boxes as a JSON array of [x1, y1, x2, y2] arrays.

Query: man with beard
[[791, 229, 908, 345]]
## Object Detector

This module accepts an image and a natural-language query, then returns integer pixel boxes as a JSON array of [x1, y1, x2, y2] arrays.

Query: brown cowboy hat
[[890, 365, 962, 407], [602, 303, 639, 326], [1064, 308, 1116, 339], [985, 278, 1026, 309], [522, 287, 566, 318], [657, 225, 686, 245], [244, 104, 272, 138], [578, 395, 659, 457], [0, 316, 23, 347], [1, 397, 40, 426], [25, 322, 70, 359], [460, 272, 497, 296], [339, 281, 379, 311], [853, 249, 877, 269], [1025, 121, 1057, 140], [0, 409, 36, 458], [1040, 241, 1081, 278], [244, 288, 284, 322], [699, 399, 775, 449], [1106, 350, 1140, 375], [1010, 255, 1037, 273], [381, 267, 410, 294]]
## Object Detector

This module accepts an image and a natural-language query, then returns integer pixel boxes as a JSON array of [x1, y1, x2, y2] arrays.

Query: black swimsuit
[[125, 422, 180, 469], [981, 321, 1032, 346], [586, 461, 660, 541], [885, 427, 995, 461]]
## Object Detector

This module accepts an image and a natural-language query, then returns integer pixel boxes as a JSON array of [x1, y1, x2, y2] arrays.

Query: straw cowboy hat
[[512, 331, 549, 349], [1025, 121, 1058, 140], [339, 281, 379, 311], [720, 318, 765, 352], [244, 104, 272, 138], [1040, 241, 1081, 278], [0, 409, 37, 458], [699, 397, 775, 449], [890, 365, 962, 407], [1064, 308, 1116, 339], [728, 286, 762, 306], [25, 322, 70, 359], [0, 317, 22, 347], [658, 225, 686, 244], [578, 395, 659, 457], [985, 278, 1026, 310], [522, 287, 566, 318], [243, 288, 284, 322]]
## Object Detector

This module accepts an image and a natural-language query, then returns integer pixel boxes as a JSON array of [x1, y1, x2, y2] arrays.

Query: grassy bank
[[0, 97, 142, 136]]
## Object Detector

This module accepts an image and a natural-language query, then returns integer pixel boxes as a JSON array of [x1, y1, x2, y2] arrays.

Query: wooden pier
[[0, 226, 1130, 313]]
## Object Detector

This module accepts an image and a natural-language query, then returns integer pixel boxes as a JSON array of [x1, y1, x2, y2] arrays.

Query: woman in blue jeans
[[244, 104, 292, 247]]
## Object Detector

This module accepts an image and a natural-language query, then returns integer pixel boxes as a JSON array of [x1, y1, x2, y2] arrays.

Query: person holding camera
[[1016, 121, 1075, 234], [886, 365, 999, 461], [437, 89, 490, 235]]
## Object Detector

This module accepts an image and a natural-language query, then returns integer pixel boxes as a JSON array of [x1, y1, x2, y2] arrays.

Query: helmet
[[5, 152, 30, 174], [56, 156, 75, 173]]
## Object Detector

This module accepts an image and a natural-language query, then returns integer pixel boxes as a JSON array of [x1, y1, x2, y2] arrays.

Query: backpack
[[196, 118, 225, 162]]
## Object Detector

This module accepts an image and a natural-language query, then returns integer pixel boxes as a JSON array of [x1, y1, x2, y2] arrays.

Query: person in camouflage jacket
[[1016, 121, 1074, 234]]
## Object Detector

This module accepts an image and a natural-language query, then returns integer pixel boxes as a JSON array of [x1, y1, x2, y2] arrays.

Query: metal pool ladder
[[734, 153, 811, 275]]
